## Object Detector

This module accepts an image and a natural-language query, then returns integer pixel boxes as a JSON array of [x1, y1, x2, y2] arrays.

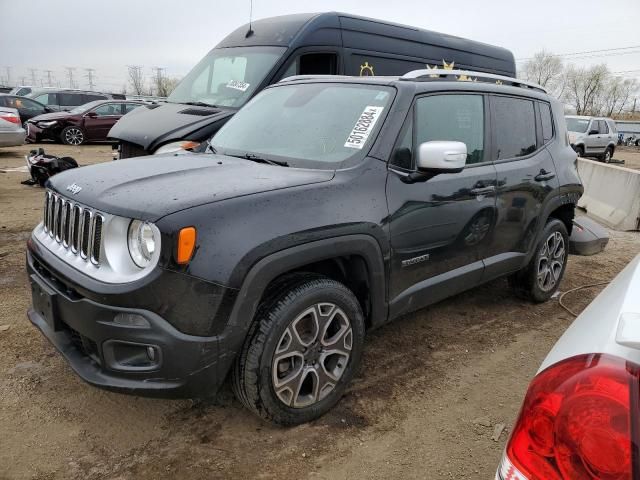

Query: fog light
[[113, 313, 150, 328], [147, 346, 156, 361]]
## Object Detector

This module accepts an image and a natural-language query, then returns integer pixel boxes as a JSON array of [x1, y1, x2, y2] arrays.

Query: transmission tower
[[84, 68, 96, 90], [64, 67, 77, 89], [29, 68, 37, 85], [44, 70, 54, 87]]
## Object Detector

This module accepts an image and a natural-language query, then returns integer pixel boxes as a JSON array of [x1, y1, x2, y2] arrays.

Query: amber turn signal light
[[177, 227, 196, 264]]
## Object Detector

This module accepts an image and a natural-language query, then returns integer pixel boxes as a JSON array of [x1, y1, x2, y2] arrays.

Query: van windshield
[[565, 117, 590, 133], [211, 83, 394, 169], [168, 46, 286, 108]]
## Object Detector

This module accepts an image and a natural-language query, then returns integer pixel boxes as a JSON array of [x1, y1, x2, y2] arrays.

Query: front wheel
[[232, 275, 365, 425], [509, 219, 569, 303], [61, 126, 85, 145]]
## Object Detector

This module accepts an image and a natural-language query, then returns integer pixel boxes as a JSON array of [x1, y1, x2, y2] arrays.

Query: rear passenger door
[[483, 95, 560, 279]]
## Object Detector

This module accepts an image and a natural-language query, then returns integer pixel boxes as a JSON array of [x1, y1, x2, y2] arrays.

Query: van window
[[169, 46, 286, 108], [83, 94, 107, 103], [34, 93, 55, 105], [493, 96, 536, 160], [540, 103, 554, 143], [299, 53, 337, 75], [415, 94, 485, 164], [59, 93, 85, 106]]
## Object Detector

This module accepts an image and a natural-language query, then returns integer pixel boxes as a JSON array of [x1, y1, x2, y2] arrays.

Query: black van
[[110, 12, 515, 158]]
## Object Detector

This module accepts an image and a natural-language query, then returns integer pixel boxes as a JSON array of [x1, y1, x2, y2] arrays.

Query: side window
[[59, 93, 85, 106], [589, 120, 599, 134], [599, 120, 609, 134], [298, 53, 337, 75], [540, 102, 554, 143], [493, 96, 537, 160], [83, 94, 107, 103], [415, 94, 485, 164], [92, 103, 121, 116], [124, 103, 141, 114], [34, 93, 53, 105], [279, 61, 297, 80]]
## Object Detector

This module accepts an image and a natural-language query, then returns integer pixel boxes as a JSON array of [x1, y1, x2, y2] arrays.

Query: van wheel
[[603, 147, 612, 163], [509, 219, 569, 303], [61, 126, 85, 145], [232, 275, 365, 425]]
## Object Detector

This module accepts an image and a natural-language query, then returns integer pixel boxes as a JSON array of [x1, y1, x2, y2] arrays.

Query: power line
[[516, 45, 640, 61]]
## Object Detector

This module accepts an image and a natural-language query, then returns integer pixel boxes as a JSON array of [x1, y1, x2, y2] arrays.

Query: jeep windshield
[[167, 46, 286, 108], [211, 83, 394, 169], [565, 117, 590, 133]]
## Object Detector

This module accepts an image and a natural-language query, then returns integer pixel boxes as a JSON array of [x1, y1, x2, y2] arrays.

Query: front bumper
[[26, 240, 240, 398], [25, 122, 59, 143]]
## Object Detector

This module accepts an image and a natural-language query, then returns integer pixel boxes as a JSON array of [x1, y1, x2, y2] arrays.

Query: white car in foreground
[[497, 254, 640, 480]]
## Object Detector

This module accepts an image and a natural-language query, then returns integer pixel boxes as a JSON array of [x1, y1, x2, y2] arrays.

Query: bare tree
[[564, 64, 609, 115], [127, 65, 145, 95], [599, 77, 638, 117], [520, 50, 565, 98]]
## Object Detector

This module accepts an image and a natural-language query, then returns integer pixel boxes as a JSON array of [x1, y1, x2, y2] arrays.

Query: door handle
[[470, 186, 496, 195], [535, 170, 556, 182]]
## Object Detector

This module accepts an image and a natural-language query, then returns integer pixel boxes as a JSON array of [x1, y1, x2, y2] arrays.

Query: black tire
[[509, 218, 569, 303], [232, 274, 365, 425], [575, 145, 584, 158], [602, 146, 613, 163], [61, 126, 85, 145]]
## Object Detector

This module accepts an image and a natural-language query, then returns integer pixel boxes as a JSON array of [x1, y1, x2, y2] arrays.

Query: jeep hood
[[108, 102, 235, 150], [48, 153, 335, 221]]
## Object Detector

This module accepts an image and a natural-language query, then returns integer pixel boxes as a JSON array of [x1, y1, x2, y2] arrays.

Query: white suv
[[566, 115, 618, 163]]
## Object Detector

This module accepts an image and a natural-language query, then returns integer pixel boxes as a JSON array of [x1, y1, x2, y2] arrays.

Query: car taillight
[[0, 112, 20, 124], [499, 354, 639, 480]]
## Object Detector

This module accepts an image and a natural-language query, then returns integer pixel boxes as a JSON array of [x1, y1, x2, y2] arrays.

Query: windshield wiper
[[182, 101, 219, 108], [228, 152, 288, 167]]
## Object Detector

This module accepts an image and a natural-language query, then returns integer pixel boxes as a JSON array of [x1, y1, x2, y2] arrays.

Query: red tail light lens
[[503, 354, 639, 480], [0, 112, 20, 125]]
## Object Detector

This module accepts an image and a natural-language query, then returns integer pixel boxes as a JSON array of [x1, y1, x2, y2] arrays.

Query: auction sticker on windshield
[[344, 106, 384, 149], [227, 80, 250, 92]]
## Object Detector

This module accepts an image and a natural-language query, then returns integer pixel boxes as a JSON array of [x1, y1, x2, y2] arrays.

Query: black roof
[[216, 12, 515, 77]]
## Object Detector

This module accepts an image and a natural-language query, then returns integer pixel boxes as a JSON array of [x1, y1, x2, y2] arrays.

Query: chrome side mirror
[[416, 141, 467, 173]]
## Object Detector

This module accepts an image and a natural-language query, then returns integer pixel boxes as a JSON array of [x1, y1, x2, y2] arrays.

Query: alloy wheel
[[272, 302, 352, 408], [604, 149, 611, 163], [64, 128, 84, 145], [536, 231, 566, 292]]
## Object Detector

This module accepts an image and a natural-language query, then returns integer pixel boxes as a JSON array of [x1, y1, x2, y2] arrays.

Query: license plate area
[[30, 275, 60, 331]]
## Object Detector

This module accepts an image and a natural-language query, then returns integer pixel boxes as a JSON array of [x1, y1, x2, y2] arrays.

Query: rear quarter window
[[493, 96, 537, 160], [540, 102, 554, 143]]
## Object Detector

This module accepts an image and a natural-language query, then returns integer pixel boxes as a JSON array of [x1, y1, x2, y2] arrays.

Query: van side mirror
[[416, 141, 467, 173]]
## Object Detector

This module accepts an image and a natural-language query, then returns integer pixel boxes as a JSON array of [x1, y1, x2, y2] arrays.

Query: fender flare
[[227, 234, 387, 334]]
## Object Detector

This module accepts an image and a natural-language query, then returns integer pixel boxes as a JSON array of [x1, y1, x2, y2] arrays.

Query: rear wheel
[[232, 275, 365, 425], [509, 219, 569, 303], [61, 126, 85, 145]]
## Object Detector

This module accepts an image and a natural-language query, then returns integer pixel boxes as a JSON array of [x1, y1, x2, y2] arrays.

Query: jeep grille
[[43, 190, 104, 265]]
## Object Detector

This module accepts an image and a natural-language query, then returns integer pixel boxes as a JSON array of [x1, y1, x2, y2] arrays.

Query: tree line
[[520, 51, 638, 118]]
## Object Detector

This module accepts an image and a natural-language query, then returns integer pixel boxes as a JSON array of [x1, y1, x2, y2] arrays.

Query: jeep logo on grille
[[66, 183, 82, 195]]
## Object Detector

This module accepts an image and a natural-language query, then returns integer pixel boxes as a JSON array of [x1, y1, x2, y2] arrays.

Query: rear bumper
[[0, 128, 26, 147], [26, 243, 240, 398]]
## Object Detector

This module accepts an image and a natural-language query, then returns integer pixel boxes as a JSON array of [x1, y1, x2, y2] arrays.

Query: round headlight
[[127, 220, 157, 268]]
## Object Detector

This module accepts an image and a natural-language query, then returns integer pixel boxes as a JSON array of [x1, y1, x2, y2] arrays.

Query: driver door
[[83, 103, 123, 140], [386, 93, 498, 317]]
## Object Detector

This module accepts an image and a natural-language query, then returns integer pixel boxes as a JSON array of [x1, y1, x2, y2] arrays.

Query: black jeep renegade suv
[[27, 70, 582, 425]]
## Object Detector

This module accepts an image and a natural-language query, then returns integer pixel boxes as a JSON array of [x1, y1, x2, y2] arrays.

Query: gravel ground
[[1, 143, 639, 480]]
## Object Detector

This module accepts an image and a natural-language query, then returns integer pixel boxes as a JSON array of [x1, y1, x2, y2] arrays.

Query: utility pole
[[64, 67, 76, 89], [44, 70, 54, 87], [29, 68, 37, 86], [4, 66, 11, 86], [84, 68, 96, 90]]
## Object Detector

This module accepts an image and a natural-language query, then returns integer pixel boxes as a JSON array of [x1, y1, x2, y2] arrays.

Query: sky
[[1, 0, 639, 92]]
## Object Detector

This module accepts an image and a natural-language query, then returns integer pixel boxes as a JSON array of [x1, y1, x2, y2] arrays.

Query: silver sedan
[[0, 106, 26, 147], [496, 253, 640, 479]]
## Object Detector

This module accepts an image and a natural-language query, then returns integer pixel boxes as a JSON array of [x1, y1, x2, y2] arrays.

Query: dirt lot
[[1, 143, 639, 480], [610, 145, 640, 170]]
